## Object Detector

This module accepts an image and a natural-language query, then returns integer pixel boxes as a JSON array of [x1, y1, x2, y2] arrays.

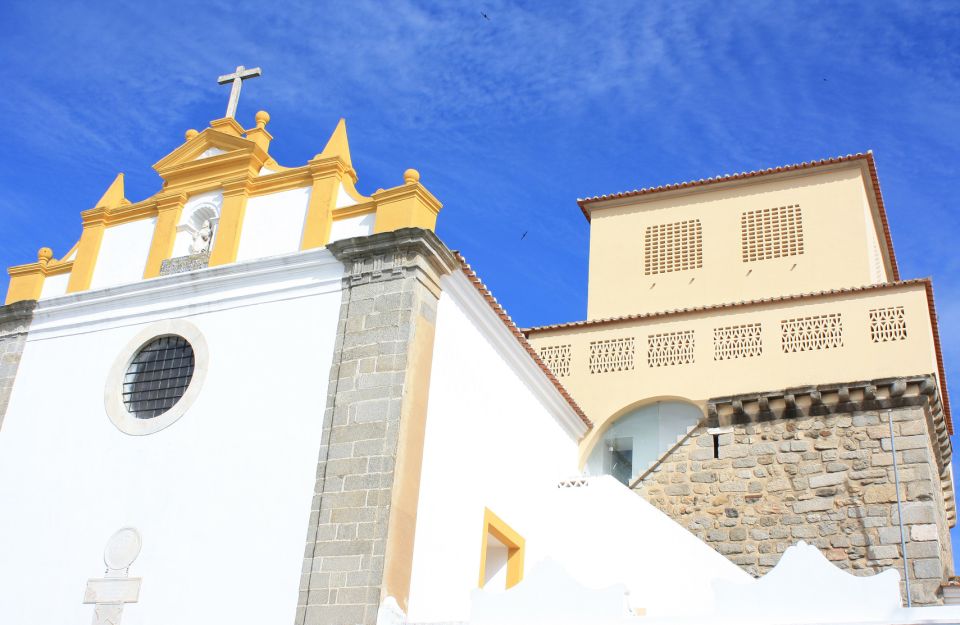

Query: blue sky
[[3, 0, 960, 569]]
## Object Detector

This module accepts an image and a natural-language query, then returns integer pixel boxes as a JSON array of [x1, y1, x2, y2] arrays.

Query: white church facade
[[1, 74, 958, 625]]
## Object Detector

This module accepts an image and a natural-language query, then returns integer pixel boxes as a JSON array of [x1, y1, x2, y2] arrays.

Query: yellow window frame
[[478, 507, 525, 589]]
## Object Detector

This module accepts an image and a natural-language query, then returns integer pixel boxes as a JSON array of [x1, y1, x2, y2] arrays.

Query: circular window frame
[[104, 319, 209, 436]]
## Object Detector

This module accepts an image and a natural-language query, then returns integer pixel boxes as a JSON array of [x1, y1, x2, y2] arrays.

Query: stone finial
[[185, 129, 199, 141], [245, 111, 273, 152], [37, 247, 53, 266], [403, 168, 420, 185]]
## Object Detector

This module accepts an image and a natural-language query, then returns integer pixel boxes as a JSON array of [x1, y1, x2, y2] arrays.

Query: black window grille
[[122, 335, 195, 419]]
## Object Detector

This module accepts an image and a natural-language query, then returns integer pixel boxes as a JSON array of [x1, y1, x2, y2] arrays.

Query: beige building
[[525, 153, 955, 603]]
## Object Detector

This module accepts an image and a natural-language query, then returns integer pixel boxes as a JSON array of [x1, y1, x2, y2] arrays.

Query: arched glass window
[[586, 401, 702, 485]]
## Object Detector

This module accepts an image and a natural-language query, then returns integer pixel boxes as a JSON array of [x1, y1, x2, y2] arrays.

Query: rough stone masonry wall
[[635, 405, 953, 605], [296, 230, 457, 625], [0, 300, 35, 430]]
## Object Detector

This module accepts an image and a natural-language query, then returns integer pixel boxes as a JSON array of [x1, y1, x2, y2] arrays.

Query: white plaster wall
[[527, 477, 749, 617], [0, 255, 343, 625], [335, 181, 358, 208], [329, 213, 375, 243], [258, 164, 280, 176], [39, 272, 70, 299], [406, 273, 582, 623], [236, 187, 311, 262], [89, 218, 156, 290], [414, 471, 751, 622], [472, 526, 950, 625]]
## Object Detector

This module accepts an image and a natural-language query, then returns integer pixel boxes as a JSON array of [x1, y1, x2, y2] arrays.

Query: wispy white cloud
[[1, 0, 959, 332]]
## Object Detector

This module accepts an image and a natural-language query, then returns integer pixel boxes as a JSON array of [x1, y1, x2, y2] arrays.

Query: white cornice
[[441, 270, 589, 441], [29, 248, 344, 340]]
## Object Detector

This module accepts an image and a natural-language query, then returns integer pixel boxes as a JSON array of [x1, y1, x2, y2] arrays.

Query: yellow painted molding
[[299, 156, 353, 251], [244, 110, 273, 152], [381, 311, 439, 611], [250, 167, 312, 197], [372, 171, 443, 234], [65, 174, 131, 293], [5, 251, 76, 304], [152, 124, 268, 194], [5, 114, 448, 298], [153, 128, 253, 173], [208, 117, 246, 137], [96, 173, 127, 208], [156, 149, 266, 194], [333, 200, 378, 221], [208, 179, 252, 267], [96, 201, 159, 227], [143, 193, 188, 278], [66, 221, 105, 293], [300, 176, 338, 250], [260, 156, 295, 173], [44, 259, 74, 276], [478, 508, 525, 589], [6, 271, 43, 304], [6, 250, 47, 304], [318, 118, 356, 180]]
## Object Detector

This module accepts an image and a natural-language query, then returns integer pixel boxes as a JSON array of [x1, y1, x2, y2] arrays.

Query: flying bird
[[481, 11, 490, 20], [521, 231, 528, 240]]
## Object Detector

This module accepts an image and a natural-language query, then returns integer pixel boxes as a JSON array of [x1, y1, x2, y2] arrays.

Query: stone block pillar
[[0, 300, 35, 430], [296, 228, 458, 625]]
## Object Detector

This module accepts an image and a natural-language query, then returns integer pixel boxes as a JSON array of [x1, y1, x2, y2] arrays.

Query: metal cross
[[217, 65, 262, 119]]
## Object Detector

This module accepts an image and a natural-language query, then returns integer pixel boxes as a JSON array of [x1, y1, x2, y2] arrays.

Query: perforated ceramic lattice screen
[[647, 330, 695, 367], [589, 338, 635, 374], [869, 306, 907, 343], [644, 219, 703, 275], [539, 344, 572, 377], [741, 205, 804, 262], [781, 314, 843, 353], [713, 323, 763, 361]]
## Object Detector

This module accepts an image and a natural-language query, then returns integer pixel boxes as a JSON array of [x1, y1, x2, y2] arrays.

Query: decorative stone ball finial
[[185, 129, 199, 141], [255, 110, 270, 129], [403, 168, 420, 185], [37, 247, 53, 266]]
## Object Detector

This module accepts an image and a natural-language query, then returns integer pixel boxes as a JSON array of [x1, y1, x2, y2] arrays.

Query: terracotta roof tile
[[453, 252, 593, 430], [576, 152, 900, 281]]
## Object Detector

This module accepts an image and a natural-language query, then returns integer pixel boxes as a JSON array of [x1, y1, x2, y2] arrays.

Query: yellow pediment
[[153, 129, 257, 172], [152, 120, 270, 192]]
